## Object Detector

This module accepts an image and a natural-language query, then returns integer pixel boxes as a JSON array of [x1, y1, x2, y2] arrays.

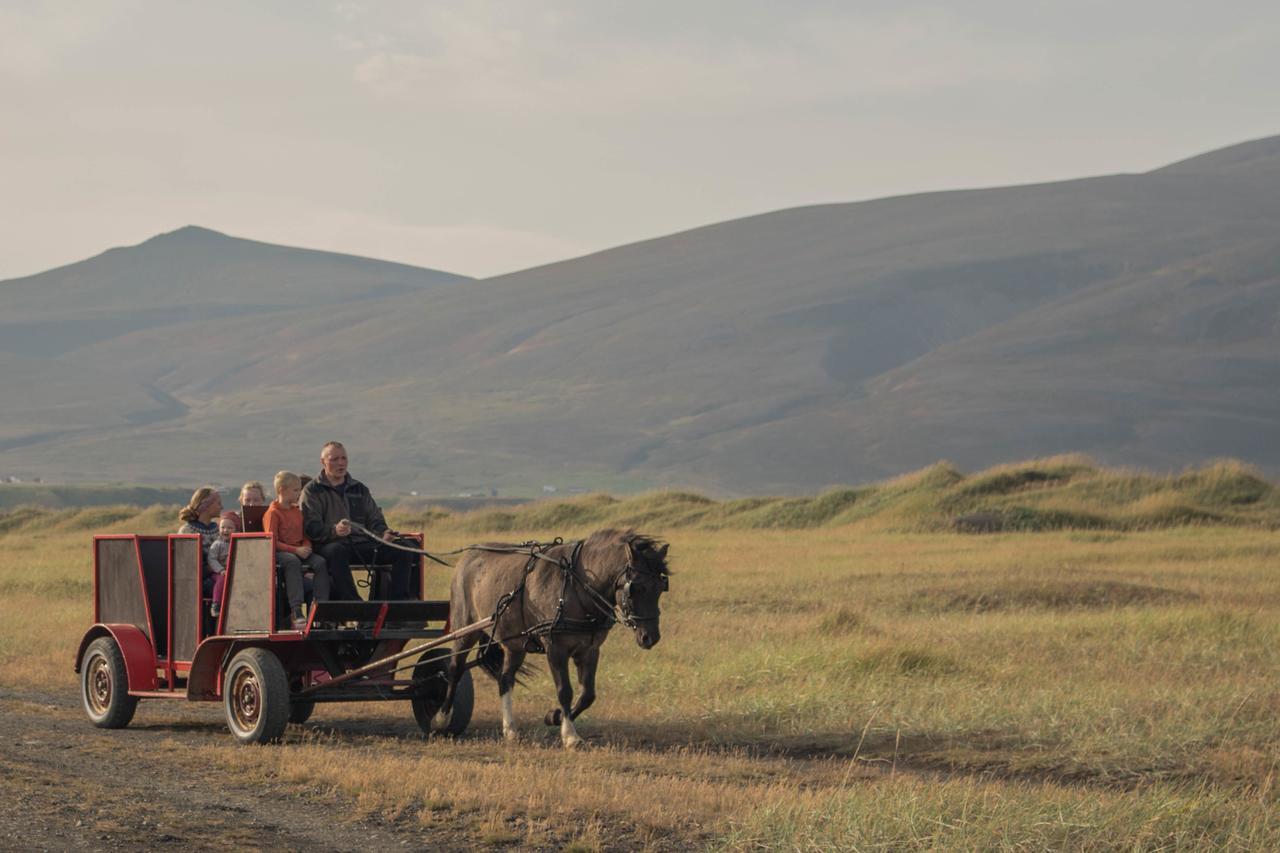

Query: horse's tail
[[475, 637, 536, 685], [476, 641, 504, 680]]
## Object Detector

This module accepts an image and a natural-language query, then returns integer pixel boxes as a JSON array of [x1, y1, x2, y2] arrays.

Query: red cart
[[75, 532, 487, 743]]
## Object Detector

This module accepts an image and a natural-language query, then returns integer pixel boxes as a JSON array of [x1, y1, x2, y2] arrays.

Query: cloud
[[338, 3, 1053, 114], [0, 1, 134, 78]]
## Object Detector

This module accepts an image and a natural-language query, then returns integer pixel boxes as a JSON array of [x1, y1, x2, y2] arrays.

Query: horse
[[437, 528, 669, 748]]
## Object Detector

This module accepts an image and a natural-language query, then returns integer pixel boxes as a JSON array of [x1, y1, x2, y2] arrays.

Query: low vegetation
[[0, 483, 193, 511], [396, 455, 1280, 533], [3, 458, 1279, 848]]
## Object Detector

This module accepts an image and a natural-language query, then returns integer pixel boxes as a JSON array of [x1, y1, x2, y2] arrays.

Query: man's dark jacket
[[302, 472, 388, 546]]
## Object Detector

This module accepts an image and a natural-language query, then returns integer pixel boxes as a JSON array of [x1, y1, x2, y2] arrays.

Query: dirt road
[[0, 688, 498, 852]]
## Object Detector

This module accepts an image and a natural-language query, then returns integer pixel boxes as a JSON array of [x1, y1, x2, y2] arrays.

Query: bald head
[[321, 441, 348, 483]]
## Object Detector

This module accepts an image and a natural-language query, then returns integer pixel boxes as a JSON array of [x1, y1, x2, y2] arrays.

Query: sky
[[2, 0, 1278, 280]]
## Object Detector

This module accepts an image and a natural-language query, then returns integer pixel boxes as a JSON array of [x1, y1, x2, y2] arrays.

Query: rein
[[342, 520, 565, 568]]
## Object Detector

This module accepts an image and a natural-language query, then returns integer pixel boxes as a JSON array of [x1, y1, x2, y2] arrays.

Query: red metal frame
[[133, 535, 172, 689], [372, 602, 390, 638], [166, 536, 175, 687], [92, 534, 138, 624], [216, 532, 276, 635], [131, 537, 155, 652], [83, 528, 442, 707], [167, 533, 204, 681]]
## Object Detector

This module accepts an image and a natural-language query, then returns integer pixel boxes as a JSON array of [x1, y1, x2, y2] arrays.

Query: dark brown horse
[[437, 529, 669, 748]]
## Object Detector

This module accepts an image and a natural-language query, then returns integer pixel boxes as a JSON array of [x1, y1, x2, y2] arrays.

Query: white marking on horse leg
[[561, 714, 582, 749], [501, 692, 517, 740]]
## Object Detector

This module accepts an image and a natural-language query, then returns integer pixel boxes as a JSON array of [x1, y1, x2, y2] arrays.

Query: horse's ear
[[657, 543, 669, 560]]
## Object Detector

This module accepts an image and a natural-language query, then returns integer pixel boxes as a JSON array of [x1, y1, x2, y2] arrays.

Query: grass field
[[3, 459, 1279, 849]]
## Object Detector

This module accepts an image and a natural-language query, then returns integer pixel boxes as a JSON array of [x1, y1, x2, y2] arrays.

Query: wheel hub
[[87, 654, 112, 715], [230, 668, 261, 730]]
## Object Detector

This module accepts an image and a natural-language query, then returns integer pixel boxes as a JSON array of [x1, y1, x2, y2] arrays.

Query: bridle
[[614, 561, 669, 629]]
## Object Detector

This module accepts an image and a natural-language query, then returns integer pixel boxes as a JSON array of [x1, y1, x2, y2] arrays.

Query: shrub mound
[[2, 457, 1277, 536]]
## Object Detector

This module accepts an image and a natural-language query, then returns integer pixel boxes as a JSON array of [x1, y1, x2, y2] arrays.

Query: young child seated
[[264, 470, 328, 629], [206, 511, 240, 618]]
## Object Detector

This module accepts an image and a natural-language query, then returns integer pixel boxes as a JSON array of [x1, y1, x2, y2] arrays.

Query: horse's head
[[617, 535, 669, 649]]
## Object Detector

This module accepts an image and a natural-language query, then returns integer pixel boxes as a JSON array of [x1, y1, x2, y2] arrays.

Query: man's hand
[[334, 519, 352, 537], [297, 544, 312, 558], [382, 528, 397, 542]]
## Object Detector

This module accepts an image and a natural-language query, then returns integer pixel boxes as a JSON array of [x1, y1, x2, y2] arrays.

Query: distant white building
[[542, 485, 557, 493]]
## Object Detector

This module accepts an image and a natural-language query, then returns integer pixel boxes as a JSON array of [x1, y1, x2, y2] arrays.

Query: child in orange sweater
[[264, 470, 328, 629]]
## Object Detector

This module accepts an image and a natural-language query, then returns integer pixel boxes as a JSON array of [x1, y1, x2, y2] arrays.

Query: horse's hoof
[[563, 735, 584, 750], [544, 709, 562, 727], [503, 728, 519, 742]]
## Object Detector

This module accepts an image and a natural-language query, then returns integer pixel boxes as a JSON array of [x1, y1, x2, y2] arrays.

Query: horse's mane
[[584, 528, 671, 574]]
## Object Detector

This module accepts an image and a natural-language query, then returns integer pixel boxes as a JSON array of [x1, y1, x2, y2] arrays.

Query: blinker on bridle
[[616, 562, 668, 627]]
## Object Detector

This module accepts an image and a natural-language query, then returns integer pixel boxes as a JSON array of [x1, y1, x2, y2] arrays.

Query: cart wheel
[[224, 648, 290, 744], [288, 699, 316, 725], [81, 636, 138, 729], [411, 653, 473, 736]]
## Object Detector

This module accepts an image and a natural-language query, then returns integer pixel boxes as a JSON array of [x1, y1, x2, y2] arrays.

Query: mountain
[[0, 227, 470, 465], [2, 137, 1278, 493], [0, 226, 469, 357]]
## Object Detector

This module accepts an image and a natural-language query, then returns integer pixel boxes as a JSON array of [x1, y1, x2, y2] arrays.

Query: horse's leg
[[499, 642, 527, 741], [438, 631, 480, 724], [545, 642, 582, 748], [568, 644, 600, 721]]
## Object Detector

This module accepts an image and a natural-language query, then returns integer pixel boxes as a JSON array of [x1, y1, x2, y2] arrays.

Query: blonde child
[[264, 470, 327, 629]]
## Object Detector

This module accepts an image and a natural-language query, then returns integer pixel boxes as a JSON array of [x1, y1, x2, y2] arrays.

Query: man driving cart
[[302, 440, 415, 600]]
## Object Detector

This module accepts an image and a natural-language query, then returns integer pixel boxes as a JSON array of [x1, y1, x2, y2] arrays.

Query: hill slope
[[0, 227, 470, 463], [2, 138, 1279, 492]]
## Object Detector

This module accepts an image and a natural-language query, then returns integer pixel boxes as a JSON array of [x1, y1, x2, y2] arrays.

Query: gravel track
[[0, 688, 481, 852]]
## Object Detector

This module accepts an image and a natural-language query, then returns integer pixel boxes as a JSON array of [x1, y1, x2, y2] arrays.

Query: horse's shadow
[[117, 698, 1155, 792], [566, 720, 1178, 791]]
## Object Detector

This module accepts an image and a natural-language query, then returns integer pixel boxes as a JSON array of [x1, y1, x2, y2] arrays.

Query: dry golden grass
[[3, 502, 1280, 848]]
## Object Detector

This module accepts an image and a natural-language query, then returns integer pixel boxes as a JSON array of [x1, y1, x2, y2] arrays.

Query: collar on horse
[[522, 539, 617, 639]]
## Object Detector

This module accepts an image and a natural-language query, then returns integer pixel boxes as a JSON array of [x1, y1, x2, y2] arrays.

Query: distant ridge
[[1152, 134, 1280, 175], [133, 225, 451, 274], [2, 134, 1279, 493]]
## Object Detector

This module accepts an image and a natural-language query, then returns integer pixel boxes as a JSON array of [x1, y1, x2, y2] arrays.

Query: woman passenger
[[239, 480, 267, 508], [177, 486, 224, 599]]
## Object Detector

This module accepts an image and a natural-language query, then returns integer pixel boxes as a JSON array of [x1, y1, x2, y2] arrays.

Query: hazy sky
[[2, 0, 1278, 280]]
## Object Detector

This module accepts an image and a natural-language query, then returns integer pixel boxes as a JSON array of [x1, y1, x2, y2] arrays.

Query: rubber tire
[[81, 636, 138, 729], [288, 699, 316, 725], [411, 654, 474, 736], [223, 648, 291, 744]]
